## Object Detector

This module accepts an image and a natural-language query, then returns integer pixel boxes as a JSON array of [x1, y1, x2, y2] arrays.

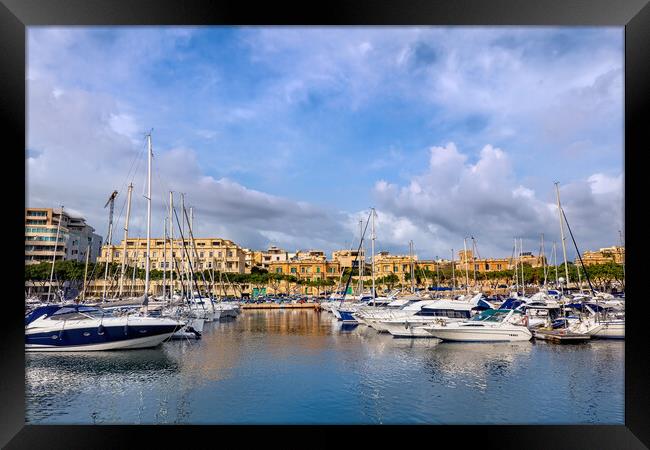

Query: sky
[[26, 26, 624, 260]]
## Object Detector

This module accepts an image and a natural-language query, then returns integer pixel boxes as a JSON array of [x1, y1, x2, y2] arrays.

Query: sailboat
[[25, 132, 184, 351]]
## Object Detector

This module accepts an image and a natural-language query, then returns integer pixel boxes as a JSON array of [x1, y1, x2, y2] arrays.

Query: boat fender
[[97, 324, 105, 335]]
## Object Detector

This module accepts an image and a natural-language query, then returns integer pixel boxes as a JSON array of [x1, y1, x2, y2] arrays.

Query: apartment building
[[98, 237, 246, 273], [25, 207, 102, 265]]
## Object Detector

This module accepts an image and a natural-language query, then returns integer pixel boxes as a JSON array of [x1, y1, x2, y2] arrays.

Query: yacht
[[383, 300, 478, 338], [565, 302, 624, 339], [422, 309, 532, 342], [25, 304, 184, 351]]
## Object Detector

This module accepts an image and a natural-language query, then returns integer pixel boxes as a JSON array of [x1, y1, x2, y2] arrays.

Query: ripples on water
[[25, 310, 624, 424]]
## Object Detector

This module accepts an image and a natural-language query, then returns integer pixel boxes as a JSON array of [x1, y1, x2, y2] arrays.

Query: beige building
[[268, 259, 341, 282], [25, 207, 102, 265], [292, 250, 326, 261], [518, 252, 547, 268], [98, 237, 246, 273], [373, 252, 419, 282], [332, 249, 366, 269], [581, 246, 625, 266], [457, 249, 543, 273]]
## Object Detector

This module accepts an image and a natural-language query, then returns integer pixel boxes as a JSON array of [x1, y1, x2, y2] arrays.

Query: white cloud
[[371, 142, 623, 258]]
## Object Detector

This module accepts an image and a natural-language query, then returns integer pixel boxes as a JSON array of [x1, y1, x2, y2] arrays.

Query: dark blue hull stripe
[[338, 311, 357, 322], [26, 324, 180, 347]]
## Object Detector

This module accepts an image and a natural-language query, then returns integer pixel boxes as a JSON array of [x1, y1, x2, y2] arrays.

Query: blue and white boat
[[25, 304, 184, 352]]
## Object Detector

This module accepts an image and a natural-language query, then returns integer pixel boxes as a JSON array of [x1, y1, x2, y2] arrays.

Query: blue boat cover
[[498, 298, 526, 310]]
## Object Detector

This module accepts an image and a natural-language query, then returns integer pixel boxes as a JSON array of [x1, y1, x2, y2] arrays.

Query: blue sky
[[26, 26, 624, 260]]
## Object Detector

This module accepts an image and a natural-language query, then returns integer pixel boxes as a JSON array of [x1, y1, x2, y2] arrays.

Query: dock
[[241, 303, 321, 310], [533, 329, 591, 343]]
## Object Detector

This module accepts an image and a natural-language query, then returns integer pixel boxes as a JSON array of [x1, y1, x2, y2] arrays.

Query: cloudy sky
[[26, 26, 624, 260]]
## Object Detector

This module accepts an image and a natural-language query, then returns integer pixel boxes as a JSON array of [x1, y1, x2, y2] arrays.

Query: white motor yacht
[[423, 309, 532, 342], [383, 300, 479, 338]]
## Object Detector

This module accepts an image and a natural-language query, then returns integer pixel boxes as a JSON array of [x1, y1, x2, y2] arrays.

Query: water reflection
[[25, 310, 623, 425]]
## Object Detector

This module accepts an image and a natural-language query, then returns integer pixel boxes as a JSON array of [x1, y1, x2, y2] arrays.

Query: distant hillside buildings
[[25, 207, 625, 280]]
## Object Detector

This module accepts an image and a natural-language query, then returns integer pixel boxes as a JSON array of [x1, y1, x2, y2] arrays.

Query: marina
[[25, 308, 624, 425], [22, 26, 627, 430]]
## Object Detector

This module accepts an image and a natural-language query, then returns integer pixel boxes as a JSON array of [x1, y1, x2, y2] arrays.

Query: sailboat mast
[[555, 182, 570, 292], [358, 219, 363, 296], [409, 240, 415, 294], [451, 248, 455, 294], [513, 238, 519, 294], [169, 192, 174, 300], [435, 255, 440, 297], [189, 206, 195, 276], [144, 132, 153, 301], [47, 205, 64, 303], [371, 208, 376, 301], [81, 244, 90, 301], [471, 237, 478, 288], [118, 183, 133, 297], [541, 233, 547, 287], [162, 216, 167, 300], [180, 193, 186, 298], [463, 238, 470, 295], [553, 242, 559, 288], [520, 238, 525, 294], [619, 230, 625, 289]]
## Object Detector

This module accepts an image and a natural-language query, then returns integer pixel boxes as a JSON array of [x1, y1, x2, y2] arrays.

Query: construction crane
[[102, 190, 118, 300]]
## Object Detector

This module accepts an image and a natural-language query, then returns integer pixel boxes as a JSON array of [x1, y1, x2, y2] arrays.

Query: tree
[[376, 273, 399, 290]]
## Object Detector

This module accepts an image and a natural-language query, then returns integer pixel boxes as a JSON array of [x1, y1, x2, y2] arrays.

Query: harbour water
[[25, 309, 624, 424]]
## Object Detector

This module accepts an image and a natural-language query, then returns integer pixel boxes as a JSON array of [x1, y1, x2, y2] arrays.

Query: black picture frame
[[2, 0, 648, 448]]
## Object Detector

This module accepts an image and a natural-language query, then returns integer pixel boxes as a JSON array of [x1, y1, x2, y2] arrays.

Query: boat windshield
[[470, 309, 509, 322], [49, 306, 113, 320]]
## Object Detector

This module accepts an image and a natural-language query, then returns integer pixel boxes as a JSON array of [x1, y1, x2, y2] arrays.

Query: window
[[200, 252, 204, 258], [291, 267, 297, 274], [497, 264, 502, 270], [402, 265, 408, 272], [209, 252, 213, 257], [485, 263, 490, 270], [227, 251, 233, 257], [301, 267, 305, 273], [316, 267, 321, 273], [475, 264, 479, 271], [393, 265, 398, 272], [276, 268, 282, 274]]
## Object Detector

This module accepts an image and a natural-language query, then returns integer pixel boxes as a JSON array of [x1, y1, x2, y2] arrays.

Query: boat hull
[[590, 321, 625, 339], [425, 327, 532, 342], [25, 330, 177, 351], [25, 319, 182, 352]]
